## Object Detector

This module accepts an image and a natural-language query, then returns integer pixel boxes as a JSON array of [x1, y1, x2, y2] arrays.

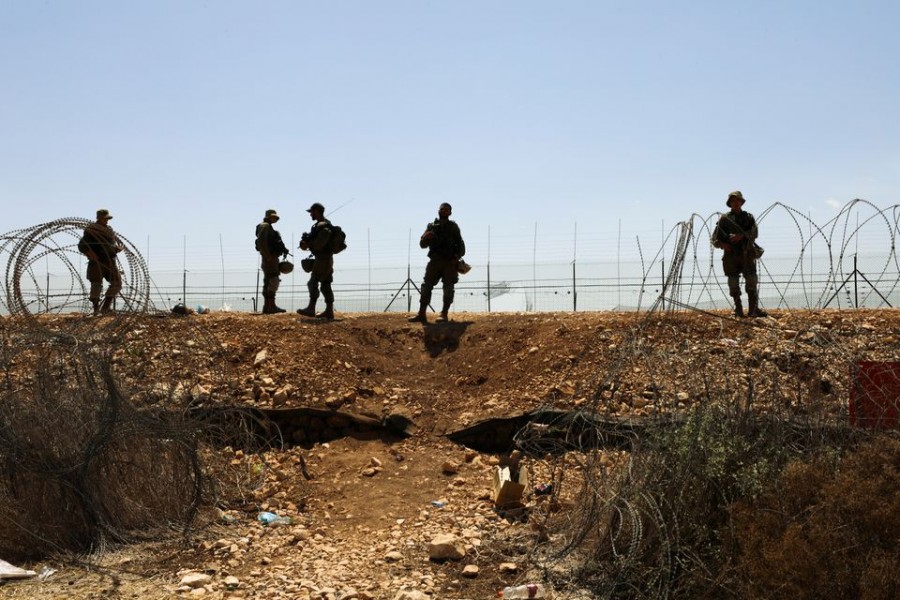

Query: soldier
[[713, 191, 768, 318], [296, 202, 337, 320], [256, 209, 289, 314], [409, 202, 466, 323], [78, 208, 124, 316]]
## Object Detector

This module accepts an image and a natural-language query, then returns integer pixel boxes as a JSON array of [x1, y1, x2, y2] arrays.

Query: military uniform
[[256, 209, 289, 314], [297, 203, 337, 320], [412, 207, 466, 322], [79, 209, 123, 315], [713, 191, 766, 317]]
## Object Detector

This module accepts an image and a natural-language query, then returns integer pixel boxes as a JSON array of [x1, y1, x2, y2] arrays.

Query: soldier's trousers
[[87, 260, 122, 300], [260, 256, 280, 297], [308, 254, 334, 304], [420, 257, 459, 308], [722, 251, 758, 297]]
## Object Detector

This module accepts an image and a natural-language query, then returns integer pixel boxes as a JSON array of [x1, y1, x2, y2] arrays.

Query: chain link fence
[[3, 199, 899, 316]]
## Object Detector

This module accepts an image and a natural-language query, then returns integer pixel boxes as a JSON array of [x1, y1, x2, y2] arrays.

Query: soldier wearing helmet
[[255, 209, 289, 314], [78, 208, 125, 316], [409, 202, 466, 323], [712, 191, 768, 318], [296, 202, 337, 321]]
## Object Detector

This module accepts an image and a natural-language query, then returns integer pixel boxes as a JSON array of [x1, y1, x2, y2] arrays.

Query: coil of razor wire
[[1, 218, 150, 318]]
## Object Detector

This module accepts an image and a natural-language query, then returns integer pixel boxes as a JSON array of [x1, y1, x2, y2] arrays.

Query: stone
[[498, 562, 518, 573], [461, 564, 479, 578], [179, 573, 212, 588], [392, 591, 429, 600], [427, 533, 466, 561], [441, 461, 460, 475], [254, 349, 268, 367]]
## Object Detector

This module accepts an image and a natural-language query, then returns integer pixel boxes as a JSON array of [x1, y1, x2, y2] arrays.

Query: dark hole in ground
[[194, 405, 650, 456], [191, 405, 413, 450], [445, 409, 642, 455]]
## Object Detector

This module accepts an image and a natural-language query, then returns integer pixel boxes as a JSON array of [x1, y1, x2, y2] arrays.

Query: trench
[[195, 405, 645, 454]]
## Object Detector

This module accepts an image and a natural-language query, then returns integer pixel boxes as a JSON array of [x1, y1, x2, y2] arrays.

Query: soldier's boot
[[408, 304, 428, 323], [270, 295, 286, 314], [100, 297, 114, 314], [296, 299, 317, 317], [90, 299, 100, 316], [436, 301, 451, 322], [748, 294, 768, 318], [316, 303, 335, 321], [262, 296, 277, 314], [732, 294, 745, 318]]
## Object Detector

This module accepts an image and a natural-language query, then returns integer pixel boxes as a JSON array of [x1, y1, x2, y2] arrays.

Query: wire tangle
[[641, 200, 900, 312], [1, 217, 151, 318], [498, 199, 900, 598]]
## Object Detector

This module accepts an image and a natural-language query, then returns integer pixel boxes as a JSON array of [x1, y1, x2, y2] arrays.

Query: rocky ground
[[2, 308, 899, 599]]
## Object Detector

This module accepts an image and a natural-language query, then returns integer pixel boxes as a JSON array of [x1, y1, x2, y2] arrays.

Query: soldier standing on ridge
[[296, 202, 337, 321], [409, 202, 466, 324], [712, 191, 768, 318], [256, 209, 289, 314], [78, 208, 124, 316]]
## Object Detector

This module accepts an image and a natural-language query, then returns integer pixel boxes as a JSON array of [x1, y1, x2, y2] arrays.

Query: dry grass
[[731, 436, 900, 600]]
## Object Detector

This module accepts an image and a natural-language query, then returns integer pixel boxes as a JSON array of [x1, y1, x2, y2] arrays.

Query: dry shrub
[[0, 340, 206, 560], [731, 436, 900, 600], [535, 405, 804, 598], [531, 397, 884, 599]]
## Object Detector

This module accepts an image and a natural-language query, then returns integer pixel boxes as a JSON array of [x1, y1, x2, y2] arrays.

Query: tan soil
[[2, 308, 899, 599]]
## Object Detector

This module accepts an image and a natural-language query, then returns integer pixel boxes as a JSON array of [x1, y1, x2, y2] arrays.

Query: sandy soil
[[2, 308, 899, 599]]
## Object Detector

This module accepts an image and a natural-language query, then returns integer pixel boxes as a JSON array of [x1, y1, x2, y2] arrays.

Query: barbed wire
[[645, 200, 900, 312], [3, 201, 900, 315], [497, 200, 900, 598], [0, 292, 276, 562], [0, 217, 151, 319]]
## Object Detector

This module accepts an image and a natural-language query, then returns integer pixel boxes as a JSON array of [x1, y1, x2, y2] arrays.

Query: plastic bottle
[[498, 583, 546, 598], [257, 511, 291, 526]]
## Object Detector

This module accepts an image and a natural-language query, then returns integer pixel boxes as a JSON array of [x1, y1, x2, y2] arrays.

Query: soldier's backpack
[[254, 223, 264, 252], [329, 224, 347, 254], [77, 229, 98, 256], [78, 234, 91, 255]]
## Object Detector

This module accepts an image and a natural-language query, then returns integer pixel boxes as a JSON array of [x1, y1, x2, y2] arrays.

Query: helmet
[[279, 260, 294, 274], [457, 259, 472, 275], [300, 258, 315, 273]]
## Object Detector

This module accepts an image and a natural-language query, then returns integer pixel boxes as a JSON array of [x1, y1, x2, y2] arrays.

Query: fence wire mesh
[[5, 200, 899, 317]]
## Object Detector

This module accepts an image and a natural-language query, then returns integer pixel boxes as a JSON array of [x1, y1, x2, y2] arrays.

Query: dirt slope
[[4, 308, 900, 599]]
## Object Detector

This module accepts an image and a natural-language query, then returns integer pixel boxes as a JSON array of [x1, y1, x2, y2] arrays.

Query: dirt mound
[[3, 308, 899, 599]]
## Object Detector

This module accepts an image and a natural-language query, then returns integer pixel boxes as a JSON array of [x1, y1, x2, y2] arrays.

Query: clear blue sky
[[2, 1, 899, 270]]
